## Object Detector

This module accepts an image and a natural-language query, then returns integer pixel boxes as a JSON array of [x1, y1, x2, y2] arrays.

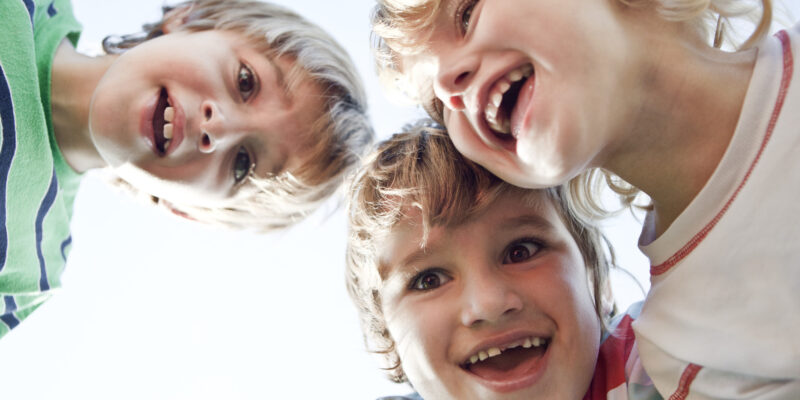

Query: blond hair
[[103, 0, 373, 231], [346, 120, 614, 383]]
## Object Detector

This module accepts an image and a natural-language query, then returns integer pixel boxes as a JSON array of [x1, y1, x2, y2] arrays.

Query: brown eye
[[410, 269, 451, 291], [503, 240, 542, 264], [237, 63, 257, 101]]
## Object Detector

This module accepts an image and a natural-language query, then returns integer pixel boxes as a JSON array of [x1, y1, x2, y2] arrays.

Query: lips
[[142, 87, 184, 157], [460, 334, 550, 393], [483, 64, 534, 140]]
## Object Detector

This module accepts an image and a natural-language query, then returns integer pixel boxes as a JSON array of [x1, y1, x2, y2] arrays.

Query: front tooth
[[499, 80, 511, 92], [162, 138, 171, 151], [486, 103, 498, 120], [478, 351, 489, 361], [163, 123, 174, 139], [164, 106, 175, 122], [522, 338, 532, 348], [508, 69, 523, 81], [470, 355, 479, 364], [487, 347, 501, 358], [533, 337, 542, 347], [491, 92, 503, 107]]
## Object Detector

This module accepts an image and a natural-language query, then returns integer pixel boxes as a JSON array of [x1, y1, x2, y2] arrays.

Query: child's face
[[89, 30, 322, 207], [378, 192, 601, 399], [405, 0, 635, 189]]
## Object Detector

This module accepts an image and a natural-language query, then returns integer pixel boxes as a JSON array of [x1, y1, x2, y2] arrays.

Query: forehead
[[377, 190, 559, 278]]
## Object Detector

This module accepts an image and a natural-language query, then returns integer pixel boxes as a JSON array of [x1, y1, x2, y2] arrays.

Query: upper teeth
[[466, 336, 546, 365], [163, 106, 174, 140], [485, 64, 533, 136]]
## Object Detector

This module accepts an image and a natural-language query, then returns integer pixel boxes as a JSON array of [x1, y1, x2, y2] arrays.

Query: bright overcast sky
[[0, 1, 796, 399]]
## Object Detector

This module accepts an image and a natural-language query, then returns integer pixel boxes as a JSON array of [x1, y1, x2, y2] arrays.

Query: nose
[[198, 100, 221, 154], [460, 268, 523, 327], [432, 49, 480, 112]]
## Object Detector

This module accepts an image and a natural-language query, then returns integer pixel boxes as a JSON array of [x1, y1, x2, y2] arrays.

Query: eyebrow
[[380, 207, 557, 281], [498, 214, 555, 234]]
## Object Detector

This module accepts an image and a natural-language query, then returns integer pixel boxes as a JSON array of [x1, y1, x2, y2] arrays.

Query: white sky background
[[0, 1, 796, 399]]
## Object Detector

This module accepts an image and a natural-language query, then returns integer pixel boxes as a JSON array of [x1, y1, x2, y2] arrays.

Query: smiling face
[[89, 29, 322, 207], [392, 0, 643, 188], [378, 192, 601, 400]]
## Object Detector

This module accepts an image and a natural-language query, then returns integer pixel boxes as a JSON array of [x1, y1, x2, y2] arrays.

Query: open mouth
[[484, 64, 534, 141], [152, 87, 175, 156], [461, 335, 549, 383]]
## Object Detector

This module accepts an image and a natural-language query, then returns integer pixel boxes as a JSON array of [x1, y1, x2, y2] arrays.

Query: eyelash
[[237, 63, 258, 102], [456, 0, 479, 35], [502, 237, 545, 264], [408, 268, 451, 292], [232, 146, 255, 184]]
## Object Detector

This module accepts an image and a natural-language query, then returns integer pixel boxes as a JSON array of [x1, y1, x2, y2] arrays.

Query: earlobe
[[161, 5, 194, 35]]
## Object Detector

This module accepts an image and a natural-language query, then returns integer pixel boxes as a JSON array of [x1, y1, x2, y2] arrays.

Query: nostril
[[454, 71, 470, 86], [204, 106, 212, 121], [201, 133, 211, 148]]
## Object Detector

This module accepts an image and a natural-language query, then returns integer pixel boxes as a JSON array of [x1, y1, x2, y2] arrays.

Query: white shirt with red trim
[[635, 24, 800, 399]]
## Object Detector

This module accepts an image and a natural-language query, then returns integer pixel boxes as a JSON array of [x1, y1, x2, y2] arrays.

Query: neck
[[603, 18, 757, 236], [51, 39, 116, 172]]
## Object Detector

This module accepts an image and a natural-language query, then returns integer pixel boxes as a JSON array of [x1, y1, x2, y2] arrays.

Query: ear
[[161, 5, 194, 35]]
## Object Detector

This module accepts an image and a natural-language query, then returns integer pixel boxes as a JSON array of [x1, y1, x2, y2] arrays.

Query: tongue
[[468, 346, 546, 381]]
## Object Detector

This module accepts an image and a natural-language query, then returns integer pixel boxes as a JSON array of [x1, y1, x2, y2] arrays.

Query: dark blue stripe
[[47, 0, 57, 17], [22, 0, 36, 24], [0, 64, 17, 272], [60, 236, 72, 261], [35, 170, 58, 291], [4, 296, 17, 313], [1, 313, 20, 330], [1, 296, 20, 330]]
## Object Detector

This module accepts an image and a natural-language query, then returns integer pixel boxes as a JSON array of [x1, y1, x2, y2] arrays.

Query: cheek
[[552, 263, 603, 384], [515, 110, 591, 187], [384, 303, 449, 387]]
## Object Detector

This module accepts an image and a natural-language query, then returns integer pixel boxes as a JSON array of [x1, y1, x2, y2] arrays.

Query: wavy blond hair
[[346, 120, 615, 383], [102, 0, 373, 231]]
